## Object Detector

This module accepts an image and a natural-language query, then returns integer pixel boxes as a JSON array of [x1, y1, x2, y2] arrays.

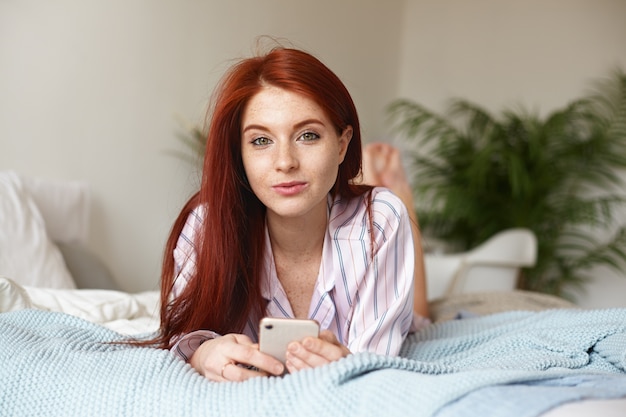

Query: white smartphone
[[259, 317, 320, 364]]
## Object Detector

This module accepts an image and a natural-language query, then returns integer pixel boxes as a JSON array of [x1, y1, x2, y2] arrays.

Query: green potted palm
[[388, 68, 626, 300]]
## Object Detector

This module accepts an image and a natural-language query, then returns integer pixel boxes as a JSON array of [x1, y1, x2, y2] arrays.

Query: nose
[[274, 142, 298, 172]]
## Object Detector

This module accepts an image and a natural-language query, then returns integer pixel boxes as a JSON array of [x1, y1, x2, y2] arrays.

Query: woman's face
[[240, 86, 352, 221]]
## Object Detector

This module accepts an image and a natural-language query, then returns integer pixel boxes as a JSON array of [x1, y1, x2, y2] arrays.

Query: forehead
[[242, 86, 330, 126]]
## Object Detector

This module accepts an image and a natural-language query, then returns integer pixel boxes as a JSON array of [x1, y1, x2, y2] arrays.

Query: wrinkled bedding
[[2, 284, 626, 417], [0, 276, 159, 335]]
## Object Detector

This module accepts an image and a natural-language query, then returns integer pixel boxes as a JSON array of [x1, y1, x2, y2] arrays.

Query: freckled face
[[240, 86, 352, 221]]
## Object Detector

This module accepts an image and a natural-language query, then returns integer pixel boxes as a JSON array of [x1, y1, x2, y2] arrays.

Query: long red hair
[[154, 47, 369, 348]]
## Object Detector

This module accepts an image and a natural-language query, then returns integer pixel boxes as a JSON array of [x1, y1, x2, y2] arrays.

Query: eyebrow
[[242, 118, 325, 134]]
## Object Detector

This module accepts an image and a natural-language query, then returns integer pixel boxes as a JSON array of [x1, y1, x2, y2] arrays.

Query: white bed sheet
[[0, 276, 159, 335]]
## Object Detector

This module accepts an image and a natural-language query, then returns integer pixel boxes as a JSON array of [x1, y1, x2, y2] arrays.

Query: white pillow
[[21, 175, 90, 244], [0, 171, 76, 289]]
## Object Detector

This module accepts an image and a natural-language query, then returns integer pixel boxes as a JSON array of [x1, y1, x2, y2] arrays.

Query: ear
[[338, 126, 353, 164]]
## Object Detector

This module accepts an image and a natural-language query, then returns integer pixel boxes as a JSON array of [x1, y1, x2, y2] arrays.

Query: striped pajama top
[[171, 187, 419, 361]]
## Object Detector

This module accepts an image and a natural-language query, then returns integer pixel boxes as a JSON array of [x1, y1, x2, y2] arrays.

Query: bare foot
[[360, 143, 414, 212]]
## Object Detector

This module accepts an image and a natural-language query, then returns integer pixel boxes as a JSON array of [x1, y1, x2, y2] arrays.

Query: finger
[[285, 349, 313, 373], [229, 333, 255, 346], [220, 362, 272, 382], [225, 341, 284, 377], [315, 331, 351, 360], [195, 335, 283, 381], [285, 342, 327, 372], [286, 335, 349, 370], [317, 329, 340, 345], [214, 353, 283, 382]]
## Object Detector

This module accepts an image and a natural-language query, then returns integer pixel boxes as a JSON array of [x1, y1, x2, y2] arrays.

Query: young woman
[[153, 47, 429, 382]]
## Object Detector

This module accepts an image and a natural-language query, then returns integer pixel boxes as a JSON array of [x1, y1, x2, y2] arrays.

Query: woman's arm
[[360, 143, 429, 318], [170, 208, 284, 381], [342, 188, 416, 355]]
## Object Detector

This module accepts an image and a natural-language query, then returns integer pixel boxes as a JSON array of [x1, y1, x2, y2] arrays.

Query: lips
[[272, 181, 307, 196]]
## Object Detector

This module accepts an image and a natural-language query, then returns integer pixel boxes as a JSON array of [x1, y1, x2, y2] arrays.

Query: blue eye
[[252, 137, 272, 146], [300, 132, 320, 141]]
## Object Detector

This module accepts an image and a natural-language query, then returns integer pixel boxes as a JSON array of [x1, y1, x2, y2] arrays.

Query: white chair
[[424, 228, 538, 301]]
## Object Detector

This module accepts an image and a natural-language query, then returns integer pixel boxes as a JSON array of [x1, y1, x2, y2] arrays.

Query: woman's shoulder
[[329, 187, 408, 233], [186, 204, 207, 225], [368, 187, 407, 217], [177, 204, 207, 243], [332, 186, 406, 212]]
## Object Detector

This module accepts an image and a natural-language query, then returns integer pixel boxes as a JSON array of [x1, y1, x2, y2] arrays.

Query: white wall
[[2, 0, 625, 307], [0, 0, 405, 292], [397, 0, 626, 308]]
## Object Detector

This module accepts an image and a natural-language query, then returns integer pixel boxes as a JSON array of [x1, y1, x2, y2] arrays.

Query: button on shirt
[[171, 187, 418, 361]]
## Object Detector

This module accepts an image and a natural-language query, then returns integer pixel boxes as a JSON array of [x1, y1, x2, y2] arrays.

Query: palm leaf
[[388, 68, 626, 298]]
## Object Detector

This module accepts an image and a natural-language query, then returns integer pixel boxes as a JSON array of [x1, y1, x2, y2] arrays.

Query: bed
[[1, 170, 625, 417]]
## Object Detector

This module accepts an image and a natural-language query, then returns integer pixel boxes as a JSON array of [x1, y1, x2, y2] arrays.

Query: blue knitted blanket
[[1, 308, 626, 417]]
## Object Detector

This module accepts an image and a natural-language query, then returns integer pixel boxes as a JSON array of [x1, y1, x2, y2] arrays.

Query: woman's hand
[[284, 330, 351, 373], [190, 333, 285, 382]]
